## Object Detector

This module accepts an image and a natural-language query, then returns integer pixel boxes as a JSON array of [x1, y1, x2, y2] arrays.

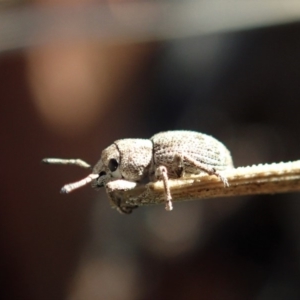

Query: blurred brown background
[[2, 1, 300, 300]]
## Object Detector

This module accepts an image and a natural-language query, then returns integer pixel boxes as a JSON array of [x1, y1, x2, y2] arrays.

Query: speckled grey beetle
[[43, 130, 233, 214]]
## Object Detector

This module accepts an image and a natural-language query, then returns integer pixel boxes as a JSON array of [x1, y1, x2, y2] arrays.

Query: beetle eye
[[99, 171, 106, 177], [108, 158, 119, 172]]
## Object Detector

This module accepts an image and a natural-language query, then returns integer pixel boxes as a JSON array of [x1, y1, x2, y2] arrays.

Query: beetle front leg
[[105, 180, 139, 214]]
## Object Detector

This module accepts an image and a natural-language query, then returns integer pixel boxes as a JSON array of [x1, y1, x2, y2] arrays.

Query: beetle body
[[93, 131, 233, 186], [150, 131, 233, 180], [43, 130, 233, 214]]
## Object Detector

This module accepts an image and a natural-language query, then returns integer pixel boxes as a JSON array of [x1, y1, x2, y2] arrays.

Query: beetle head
[[92, 139, 153, 189]]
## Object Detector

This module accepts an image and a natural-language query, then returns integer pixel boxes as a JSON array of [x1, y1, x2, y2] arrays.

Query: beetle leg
[[155, 165, 173, 211], [105, 180, 139, 214], [182, 154, 229, 187]]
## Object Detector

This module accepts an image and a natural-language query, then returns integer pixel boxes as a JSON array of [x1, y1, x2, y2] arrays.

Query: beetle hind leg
[[182, 154, 229, 187]]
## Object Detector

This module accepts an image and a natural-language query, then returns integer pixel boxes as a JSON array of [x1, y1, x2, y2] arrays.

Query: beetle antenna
[[42, 158, 91, 169], [60, 174, 99, 193]]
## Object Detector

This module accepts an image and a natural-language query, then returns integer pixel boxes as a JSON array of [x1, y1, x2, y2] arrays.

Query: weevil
[[43, 130, 233, 214]]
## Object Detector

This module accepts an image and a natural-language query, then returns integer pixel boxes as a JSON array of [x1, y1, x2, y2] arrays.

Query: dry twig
[[111, 160, 300, 210]]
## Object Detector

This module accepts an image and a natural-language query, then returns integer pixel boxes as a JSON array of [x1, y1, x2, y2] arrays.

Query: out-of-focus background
[[2, 1, 300, 299]]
